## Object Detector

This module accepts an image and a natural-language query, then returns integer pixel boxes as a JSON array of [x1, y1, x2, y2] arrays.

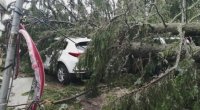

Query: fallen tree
[[130, 42, 200, 63], [138, 23, 200, 36]]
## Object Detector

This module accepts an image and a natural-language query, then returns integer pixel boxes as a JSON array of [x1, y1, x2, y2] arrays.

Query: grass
[[41, 75, 85, 110]]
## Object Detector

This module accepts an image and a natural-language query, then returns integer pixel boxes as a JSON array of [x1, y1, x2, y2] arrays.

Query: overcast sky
[[2, 0, 118, 20], [5, 0, 15, 6]]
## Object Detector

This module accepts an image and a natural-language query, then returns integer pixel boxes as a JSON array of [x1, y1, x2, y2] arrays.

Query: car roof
[[65, 37, 91, 43], [54, 37, 91, 43]]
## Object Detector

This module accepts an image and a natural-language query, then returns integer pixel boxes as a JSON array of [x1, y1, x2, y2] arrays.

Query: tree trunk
[[181, 0, 187, 23], [130, 42, 200, 62], [145, 23, 200, 36]]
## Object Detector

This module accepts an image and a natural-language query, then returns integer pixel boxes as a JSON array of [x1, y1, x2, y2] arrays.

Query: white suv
[[44, 37, 91, 84]]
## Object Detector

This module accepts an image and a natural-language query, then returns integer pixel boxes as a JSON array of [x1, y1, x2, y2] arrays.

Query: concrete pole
[[0, 0, 24, 109]]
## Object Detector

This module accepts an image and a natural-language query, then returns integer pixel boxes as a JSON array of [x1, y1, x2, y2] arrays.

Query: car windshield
[[76, 42, 89, 51]]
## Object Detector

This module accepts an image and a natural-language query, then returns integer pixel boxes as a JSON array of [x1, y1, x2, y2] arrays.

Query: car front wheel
[[57, 64, 71, 84]]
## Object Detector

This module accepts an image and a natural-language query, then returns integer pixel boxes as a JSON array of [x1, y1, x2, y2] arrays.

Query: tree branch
[[170, 0, 200, 23], [188, 13, 200, 23], [150, 4, 167, 28], [107, 25, 184, 107], [48, 20, 75, 26], [59, 0, 78, 22], [44, 0, 58, 19], [145, 23, 200, 36]]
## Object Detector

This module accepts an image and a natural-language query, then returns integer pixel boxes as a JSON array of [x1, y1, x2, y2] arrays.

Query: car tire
[[57, 64, 71, 84]]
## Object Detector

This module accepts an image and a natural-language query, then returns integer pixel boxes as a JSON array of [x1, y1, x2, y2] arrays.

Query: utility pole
[[0, 0, 24, 110]]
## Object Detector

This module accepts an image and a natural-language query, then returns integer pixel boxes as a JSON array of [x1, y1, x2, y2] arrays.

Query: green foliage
[[20, 56, 34, 76], [8, 0, 200, 109], [104, 58, 200, 110], [42, 84, 84, 110], [77, 19, 135, 94]]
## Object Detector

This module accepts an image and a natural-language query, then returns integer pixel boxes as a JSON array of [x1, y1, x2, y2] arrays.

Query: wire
[[0, 63, 13, 72], [34, 18, 79, 44], [33, 17, 87, 49], [7, 3, 87, 49]]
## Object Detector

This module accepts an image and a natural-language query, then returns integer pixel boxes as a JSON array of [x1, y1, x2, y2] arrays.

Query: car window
[[76, 42, 89, 51]]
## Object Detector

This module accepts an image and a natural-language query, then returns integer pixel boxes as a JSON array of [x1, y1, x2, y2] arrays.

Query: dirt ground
[[43, 74, 130, 110]]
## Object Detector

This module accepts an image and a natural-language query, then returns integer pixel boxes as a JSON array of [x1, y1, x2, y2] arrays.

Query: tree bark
[[130, 42, 200, 62], [146, 23, 200, 36], [181, 0, 187, 23]]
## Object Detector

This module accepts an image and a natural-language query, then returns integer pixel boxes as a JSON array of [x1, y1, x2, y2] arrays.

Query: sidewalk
[[8, 77, 33, 109]]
